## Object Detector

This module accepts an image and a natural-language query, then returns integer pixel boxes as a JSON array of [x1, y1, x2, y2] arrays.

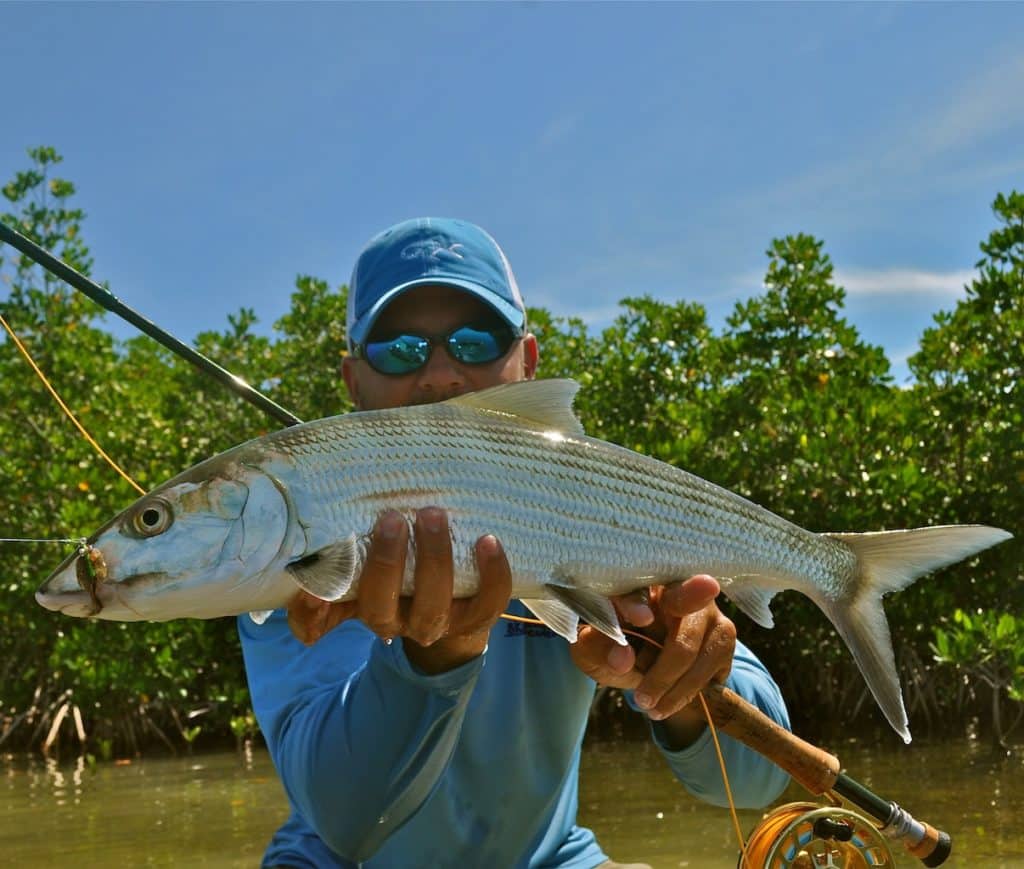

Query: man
[[239, 217, 790, 868]]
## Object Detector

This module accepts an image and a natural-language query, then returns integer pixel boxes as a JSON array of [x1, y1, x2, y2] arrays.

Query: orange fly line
[[0, 312, 144, 495]]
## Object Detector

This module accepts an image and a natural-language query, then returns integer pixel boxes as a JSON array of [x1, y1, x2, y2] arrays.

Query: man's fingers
[[658, 575, 721, 618], [406, 507, 455, 645], [612, 588, 655, 628], [358, 510, 408, 638], [287, 591, 330, 645], [632, 610, 705, 715], [402, 533, 512, 674], [449, 534, 512, 637], [286, 592, 356, 645], [570, 625, 642, 689], [637, 608, 736, 720]]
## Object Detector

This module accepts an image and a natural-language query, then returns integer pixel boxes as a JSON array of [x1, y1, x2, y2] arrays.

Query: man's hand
[[287, 508, 513, 674], [570, 575, 736, 749]]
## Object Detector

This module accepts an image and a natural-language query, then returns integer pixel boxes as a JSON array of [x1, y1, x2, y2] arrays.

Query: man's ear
[[521, 333, 539, 380], [341, 355, 360, 406]]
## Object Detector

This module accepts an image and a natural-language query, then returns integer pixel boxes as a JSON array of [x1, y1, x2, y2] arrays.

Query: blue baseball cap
[[346, 217, 527, 350]]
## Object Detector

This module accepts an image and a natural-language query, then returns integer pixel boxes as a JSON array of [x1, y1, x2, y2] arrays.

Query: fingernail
[[421, 508, 443, 533], [648, 709, 666, 721], [607, 645, 632, 673], [379, 512, 403, 539], [634, 692, 653, 709], [625, 602, 654, 627]]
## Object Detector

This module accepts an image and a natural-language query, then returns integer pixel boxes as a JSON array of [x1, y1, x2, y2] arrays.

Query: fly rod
[[701, 681, 952, 866], [0, 220, 303, 428]]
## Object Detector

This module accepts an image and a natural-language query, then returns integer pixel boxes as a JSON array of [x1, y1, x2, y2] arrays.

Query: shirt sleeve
[[644, 640, 791, 808], [238, 610, 484, 862]]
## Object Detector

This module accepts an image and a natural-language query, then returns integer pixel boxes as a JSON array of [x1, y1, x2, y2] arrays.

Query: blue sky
[[2, 2, 1023, 385]]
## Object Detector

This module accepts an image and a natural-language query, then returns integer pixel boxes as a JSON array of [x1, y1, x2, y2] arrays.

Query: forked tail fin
[[821, 525, 1012, 743]]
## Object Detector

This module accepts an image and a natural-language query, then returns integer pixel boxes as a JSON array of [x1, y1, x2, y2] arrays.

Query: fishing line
[[497, 612, 749, 860], [0, 221, 302, 428], [0, 537, 85, 545], [697, 690, 750, 867], [0, 312, 145, 495]]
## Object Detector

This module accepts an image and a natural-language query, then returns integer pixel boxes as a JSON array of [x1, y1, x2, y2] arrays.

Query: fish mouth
[[36, 576, 158, 621], [35, 588, 101, 618], [38, 546, 107, 616], [37, 544, 164, 620]]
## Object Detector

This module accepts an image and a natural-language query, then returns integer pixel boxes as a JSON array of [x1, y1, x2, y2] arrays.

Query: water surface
[[2, 738, 1020, 867]]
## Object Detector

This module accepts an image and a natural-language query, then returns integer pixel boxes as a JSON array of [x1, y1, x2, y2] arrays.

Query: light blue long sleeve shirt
[[239, 601, 790, 868]]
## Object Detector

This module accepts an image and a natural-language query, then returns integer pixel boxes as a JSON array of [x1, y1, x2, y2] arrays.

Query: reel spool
[[739, 801, 896, 869]]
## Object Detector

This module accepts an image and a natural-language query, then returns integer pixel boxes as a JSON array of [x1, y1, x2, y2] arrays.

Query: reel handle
[[701, 683, 953, 866]]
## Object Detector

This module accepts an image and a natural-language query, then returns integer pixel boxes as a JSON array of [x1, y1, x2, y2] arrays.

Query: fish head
[[36, 462, 294, 621]]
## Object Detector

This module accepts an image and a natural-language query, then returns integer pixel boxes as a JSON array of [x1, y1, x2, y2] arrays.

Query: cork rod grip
[[700, 682, 841, 795]]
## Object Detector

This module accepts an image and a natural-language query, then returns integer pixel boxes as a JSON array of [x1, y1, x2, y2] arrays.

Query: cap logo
[[400, 241, 465, 264]]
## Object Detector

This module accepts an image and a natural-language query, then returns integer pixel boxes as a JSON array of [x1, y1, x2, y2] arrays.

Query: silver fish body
[[37, 379, 1012, 742]]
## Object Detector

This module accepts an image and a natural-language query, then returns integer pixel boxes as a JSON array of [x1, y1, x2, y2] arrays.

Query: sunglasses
[[357, 321, 522, 376]]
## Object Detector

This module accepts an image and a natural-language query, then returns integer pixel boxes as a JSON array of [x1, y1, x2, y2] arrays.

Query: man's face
[[343, 285, 538, 411]]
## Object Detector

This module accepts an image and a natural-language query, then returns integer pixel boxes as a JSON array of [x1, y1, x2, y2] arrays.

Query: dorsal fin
[[445, 379, 584, 435]]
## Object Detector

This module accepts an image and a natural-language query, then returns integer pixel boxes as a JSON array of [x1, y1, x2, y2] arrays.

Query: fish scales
[[323, 412, 837, 602], [271, 406, 846, 602]]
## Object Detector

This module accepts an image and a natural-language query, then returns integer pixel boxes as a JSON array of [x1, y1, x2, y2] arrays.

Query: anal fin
[[721, 579, 777, 629]]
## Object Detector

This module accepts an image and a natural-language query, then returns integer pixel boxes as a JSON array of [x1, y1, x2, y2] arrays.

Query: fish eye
[[130, 499, 173, 538]]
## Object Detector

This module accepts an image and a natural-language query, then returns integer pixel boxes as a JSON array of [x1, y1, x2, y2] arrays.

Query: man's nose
[[416, 345, 466, 393]]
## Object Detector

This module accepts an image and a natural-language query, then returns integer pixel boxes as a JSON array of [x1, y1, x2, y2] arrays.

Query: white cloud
[[562, 302, 623, 327], [922, 52, 1024, 158], [737, 46, 1024, 213], [531, 286, 623, 328], [726, 265, 976, 305], [836, 267, 975, 299]]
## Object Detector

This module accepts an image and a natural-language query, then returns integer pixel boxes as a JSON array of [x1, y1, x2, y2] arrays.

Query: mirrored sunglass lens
[[365, 335, 431, 374], [448, 326, 509, 364]]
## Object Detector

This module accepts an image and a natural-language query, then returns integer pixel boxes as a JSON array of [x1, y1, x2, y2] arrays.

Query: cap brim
[[348, 277, 526, 348]]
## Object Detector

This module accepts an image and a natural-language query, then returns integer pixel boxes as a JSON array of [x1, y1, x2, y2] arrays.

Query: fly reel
[[739, 801, 896, 868]]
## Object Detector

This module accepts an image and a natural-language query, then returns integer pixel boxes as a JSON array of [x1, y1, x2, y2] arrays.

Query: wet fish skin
[[36, 379, 1012, 743]]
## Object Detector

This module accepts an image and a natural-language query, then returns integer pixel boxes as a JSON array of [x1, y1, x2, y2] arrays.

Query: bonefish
[[37, 379, 1011, 742]]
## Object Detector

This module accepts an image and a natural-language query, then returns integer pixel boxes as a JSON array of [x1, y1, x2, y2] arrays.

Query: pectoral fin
[[287, 535, 359, 601]]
